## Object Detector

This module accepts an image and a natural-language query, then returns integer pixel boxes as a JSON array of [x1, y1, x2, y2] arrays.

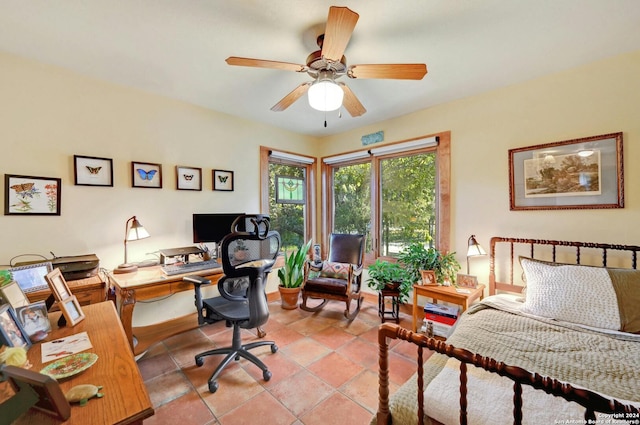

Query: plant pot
[[384, 282, 401, 291], [278, 285, 301, 310]]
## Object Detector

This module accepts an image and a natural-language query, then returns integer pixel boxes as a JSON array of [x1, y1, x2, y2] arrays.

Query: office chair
[[184, 214, 281, 393], [300, 233, 365, 320]]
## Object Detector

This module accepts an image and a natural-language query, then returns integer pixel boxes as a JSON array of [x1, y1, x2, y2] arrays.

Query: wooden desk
[[107, 266, 223, 356], [26, 274, 107, 309], [13, 302, 153, 424], [412, 284, 485, 332]]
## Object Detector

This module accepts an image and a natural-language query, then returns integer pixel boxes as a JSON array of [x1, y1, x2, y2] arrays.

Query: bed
[[374, 237, 640, 425]]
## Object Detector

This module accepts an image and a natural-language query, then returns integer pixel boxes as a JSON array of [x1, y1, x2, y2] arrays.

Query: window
[[260, 147, 316, 251], [323, 132, 451, 260]]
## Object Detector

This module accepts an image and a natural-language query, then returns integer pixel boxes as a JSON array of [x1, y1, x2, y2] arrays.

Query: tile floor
[[137, 298, 426, 425]]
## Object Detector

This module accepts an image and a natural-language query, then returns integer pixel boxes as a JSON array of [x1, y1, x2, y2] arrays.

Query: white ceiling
[[1, 1, 640, 137]]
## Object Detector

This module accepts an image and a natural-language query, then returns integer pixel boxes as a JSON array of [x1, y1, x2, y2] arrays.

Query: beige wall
[[2, 49, 639, 322], [320, 50, 640, 279]]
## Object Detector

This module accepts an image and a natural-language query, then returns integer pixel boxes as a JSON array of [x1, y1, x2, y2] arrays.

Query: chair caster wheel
[[235, 355, 240, 361], [208, 381, 218, 393], [263, 370, 272, 381], [271, 344, 278, 353], [195, 357, 204, 367]]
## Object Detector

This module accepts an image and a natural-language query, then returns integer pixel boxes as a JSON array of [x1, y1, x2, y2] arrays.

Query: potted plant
[[366, 259, 411, 304], [397, 243, 461, 286], [277, 239, 313, 309], [233, 240, 249, 261]]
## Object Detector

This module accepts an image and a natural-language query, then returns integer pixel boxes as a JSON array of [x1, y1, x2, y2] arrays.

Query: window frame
[[321, 132, 451, 264], [260, 146, 317, 244]]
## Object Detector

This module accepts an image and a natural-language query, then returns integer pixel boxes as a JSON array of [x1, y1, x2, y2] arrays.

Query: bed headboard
[[489, 237, 640, 295]]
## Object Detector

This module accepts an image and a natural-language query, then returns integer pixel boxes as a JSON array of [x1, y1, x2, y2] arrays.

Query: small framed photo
[[2, 365, 71, 420], [213, 169, 234, 191], [59, 296, 85, 326], [176, 166, 202, 191], [44, 268, 72, 302], [420, 270, 437, 286], [457, 273, 478, 288], [0, 304, 32, 349], [16, 301, 51, 341], [132, 161, 163, 189], [0, 280, 30, 309], [73, 155, 114, 187], [9, 262, 53, 293], [4, 174, 61, 215]]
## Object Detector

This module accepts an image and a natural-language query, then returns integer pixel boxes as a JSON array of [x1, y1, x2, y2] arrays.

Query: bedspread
[[377, 296, 640, 425]]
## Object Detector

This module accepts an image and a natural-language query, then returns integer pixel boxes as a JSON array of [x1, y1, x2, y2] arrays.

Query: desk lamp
[[466, 234, 486, 274], [114, 216, 150, 274]]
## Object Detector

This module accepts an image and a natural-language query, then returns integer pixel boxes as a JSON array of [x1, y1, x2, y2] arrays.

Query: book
[[424, 312, 457, 326], [422, 319, 455, 338], [423, 302, 460, 319]]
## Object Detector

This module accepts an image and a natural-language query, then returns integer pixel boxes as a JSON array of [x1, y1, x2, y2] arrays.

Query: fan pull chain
[[324, 111, 327, 128]]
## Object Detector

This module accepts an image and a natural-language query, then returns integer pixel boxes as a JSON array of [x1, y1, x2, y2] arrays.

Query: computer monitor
[[192, 213, 245, 244]]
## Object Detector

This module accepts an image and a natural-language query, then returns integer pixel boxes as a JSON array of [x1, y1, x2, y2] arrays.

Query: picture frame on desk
[[74, 155, 114, 187], [44, 268, 72, 302], [420, 270, 437, 286], [1, 365, 71, 420], [0, 280, 30, 309], [59, 295, 85, 326], [0, 304, 32, 348], [16, 301, 51, 341]]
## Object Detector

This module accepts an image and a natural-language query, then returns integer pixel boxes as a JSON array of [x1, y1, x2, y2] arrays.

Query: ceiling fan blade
[[321, 6, 359, 62], [339, 83, 366, 117], [226, 56, 307, 72], [348, 63, 428, 80], [271, 82, 311, 112]]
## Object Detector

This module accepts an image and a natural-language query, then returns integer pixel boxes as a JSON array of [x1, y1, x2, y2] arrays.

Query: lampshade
[[126, 217, 150, 241], [114, 216, 150, 274], [308, 71, 344, 112], [466, 234, 486, 274], [467, 235, 486, 257]]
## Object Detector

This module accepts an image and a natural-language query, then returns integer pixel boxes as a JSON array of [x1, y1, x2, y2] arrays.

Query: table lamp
[[114, 216, 150, 274], [466, 234, 486, 274]]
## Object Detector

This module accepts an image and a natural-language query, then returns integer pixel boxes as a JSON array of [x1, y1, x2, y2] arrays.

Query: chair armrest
[[307, 261, 323, 272], [183, 275, 211, 287], [352, 264, 363, 276]]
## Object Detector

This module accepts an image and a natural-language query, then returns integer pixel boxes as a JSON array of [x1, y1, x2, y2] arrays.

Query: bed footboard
[[377, 323, 640, 425]]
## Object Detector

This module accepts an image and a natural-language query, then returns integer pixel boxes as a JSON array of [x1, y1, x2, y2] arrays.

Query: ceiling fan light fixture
[[308, 71, 344, 111]]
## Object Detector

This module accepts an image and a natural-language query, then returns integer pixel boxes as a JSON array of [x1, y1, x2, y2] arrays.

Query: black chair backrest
[[328, 233, 365, 265], [219, 214, 281, 277]]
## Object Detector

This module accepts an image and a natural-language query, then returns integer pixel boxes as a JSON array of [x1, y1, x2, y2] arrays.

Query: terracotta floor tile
[[263, 325, 305, 349], [137, 351, 178, 381], [306, 351, 364, 388], [146, 370, 193, 408], [268, 369, 334, 416], [199, 367, 265, 417], [309, 325, 356, 350], [339, 369, 384, 413], [242, 347, 302, 387], [336, 337, 379, 369], [279, 336, 331, 367], [300, 392, 373, 425], [387, 351, 419, 386], [218, 391, 296, 425], [144, 390, 216, 425], [285, 314, 335, 336]]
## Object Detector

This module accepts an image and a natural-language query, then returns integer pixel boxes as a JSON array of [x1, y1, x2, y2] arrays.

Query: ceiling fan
[[225, 6, 427, 117]]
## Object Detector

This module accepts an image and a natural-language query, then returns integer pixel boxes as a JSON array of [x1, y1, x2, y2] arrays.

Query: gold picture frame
[[420, 270, 437, 286], [456, 273, 478, 288]]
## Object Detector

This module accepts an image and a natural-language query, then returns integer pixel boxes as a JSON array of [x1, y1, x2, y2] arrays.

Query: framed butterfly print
[[213, 169, 234, 191], [4, 174, 61, 216], [132, 161, 163, 189], [176, 166, 202, 191], [73, 155, 113, 186]]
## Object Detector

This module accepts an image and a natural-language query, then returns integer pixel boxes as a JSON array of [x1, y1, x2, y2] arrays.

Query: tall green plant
[[397, 243, 460, 284], [277, 239, 313, 288]]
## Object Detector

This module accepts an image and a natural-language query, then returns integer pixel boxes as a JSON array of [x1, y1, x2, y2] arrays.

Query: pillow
[[318, 261, 351, 280], [519, 257, 621, 330], [519, 257, 640, 333]]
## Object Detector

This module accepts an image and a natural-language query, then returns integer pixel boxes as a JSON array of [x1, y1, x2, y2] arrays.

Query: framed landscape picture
[[4, 174, 61, 215], [509, 132, 623, 210]]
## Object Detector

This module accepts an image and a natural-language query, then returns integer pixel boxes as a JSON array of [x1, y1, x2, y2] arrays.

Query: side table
[[378, 288, 400, 323], [412, 284, 485, 332]]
